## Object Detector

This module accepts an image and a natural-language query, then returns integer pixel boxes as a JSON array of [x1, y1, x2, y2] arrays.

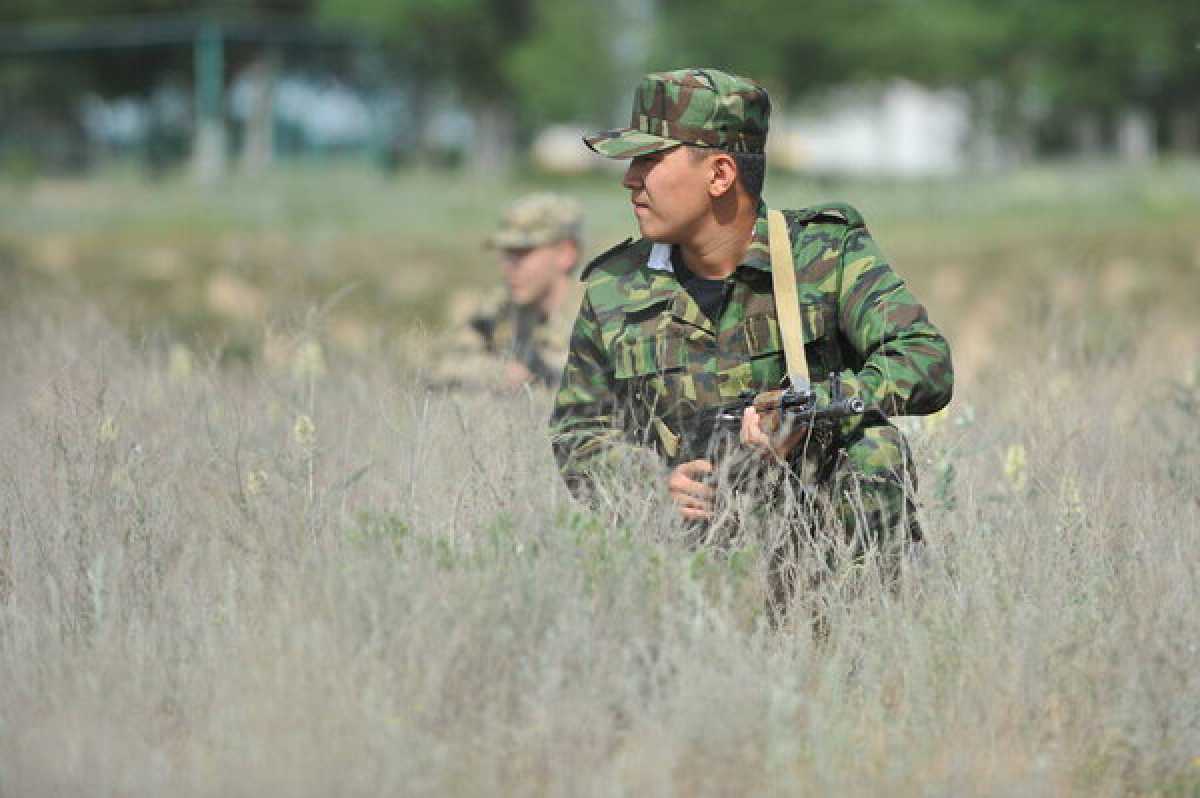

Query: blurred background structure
[[2, 0, 1198, 179]]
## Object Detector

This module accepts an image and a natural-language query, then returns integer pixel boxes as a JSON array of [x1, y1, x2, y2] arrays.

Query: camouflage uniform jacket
[[428, 287, 581, 392], [549, 202, 953, 497]]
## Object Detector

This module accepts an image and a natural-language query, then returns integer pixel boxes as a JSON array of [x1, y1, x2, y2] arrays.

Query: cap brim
[[583, 127, 681, 159], [487, 230, 555, 250]]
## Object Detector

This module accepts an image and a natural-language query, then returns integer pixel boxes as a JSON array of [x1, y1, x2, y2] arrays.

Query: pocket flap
[[744, 314, 781, 356], [621, 294, 673, 321], [746, 303, 831, 356], [613, 333, 686, 378], [796, 302, 831, 341]]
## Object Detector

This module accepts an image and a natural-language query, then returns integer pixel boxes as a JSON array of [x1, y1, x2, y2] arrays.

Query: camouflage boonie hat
[[585, 68, 770, 159], [488, 193, 584, 250]]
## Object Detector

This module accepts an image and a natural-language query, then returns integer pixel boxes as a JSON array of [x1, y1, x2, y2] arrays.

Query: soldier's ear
[[556, 239, 579, 272], [707, 152, 738, 198]]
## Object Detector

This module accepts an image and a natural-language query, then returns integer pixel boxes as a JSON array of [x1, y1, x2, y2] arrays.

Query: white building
[[772, 79, 972, 177]]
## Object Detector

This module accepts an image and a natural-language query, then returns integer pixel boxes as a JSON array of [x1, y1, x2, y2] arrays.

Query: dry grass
[[0, 164, 1198, 796], [3, 160, 1198, 367]]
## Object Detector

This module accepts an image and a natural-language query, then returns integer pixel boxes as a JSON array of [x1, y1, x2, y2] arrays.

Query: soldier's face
[[622, 145, 712, 243], [501, 240, 575, 306]]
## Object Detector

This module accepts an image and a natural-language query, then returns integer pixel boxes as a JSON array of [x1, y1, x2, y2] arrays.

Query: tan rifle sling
[[767, 208, 811, 393]]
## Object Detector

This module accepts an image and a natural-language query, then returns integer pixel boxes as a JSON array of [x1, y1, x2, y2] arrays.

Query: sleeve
[[419, 310, 506, 391], [830, 226, 954, 417], [410, 287, 504, 391], [548, 292, 663, 499]]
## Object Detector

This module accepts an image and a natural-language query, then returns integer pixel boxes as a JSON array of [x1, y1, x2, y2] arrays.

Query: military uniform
[[428, 285, 582, 391], [550, 68, 953, 560], [424, 193, 583, 392]]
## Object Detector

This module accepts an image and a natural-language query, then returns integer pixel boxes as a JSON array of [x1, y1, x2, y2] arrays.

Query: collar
[[643, 201, 774, 275], [647, 242, 673, 272], [741, 201, 773, 273]]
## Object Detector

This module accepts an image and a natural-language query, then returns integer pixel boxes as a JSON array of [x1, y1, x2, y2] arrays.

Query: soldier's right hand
[[668, 459, 716, 522], [741, 397, 809, 462], [502, 361, 535, 390]]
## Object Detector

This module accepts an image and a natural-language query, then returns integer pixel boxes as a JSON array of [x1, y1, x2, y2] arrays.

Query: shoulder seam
[[580, 237, 635, 281], [788, 202, 865, 229]]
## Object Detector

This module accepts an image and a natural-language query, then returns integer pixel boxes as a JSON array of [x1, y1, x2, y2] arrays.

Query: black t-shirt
[[671, 247, 730, 324]]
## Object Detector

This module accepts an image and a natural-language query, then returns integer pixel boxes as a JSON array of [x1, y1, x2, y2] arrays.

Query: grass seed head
[[97, 415, 119, 443], [1003, 443, 1028, 492], [293, 414, 317, 448]]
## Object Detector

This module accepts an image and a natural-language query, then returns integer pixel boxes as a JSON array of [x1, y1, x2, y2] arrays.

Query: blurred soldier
[[429, 193, 584, 392], [549, 69, 953, 608]]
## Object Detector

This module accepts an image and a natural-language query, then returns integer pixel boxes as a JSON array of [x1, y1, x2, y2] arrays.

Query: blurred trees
[[318, 0, 628, 171], [506, 0, 627, 132], [656, 0, 1200, 158], [0, 0, 314, 172], [2, 0, 1198, 172], [1, 1, 313, 99], [318, 0, 531, 171]]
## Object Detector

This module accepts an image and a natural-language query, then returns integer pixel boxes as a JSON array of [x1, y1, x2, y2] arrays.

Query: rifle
[[713, 372, 867, 431], [704, 373, 870, 471]]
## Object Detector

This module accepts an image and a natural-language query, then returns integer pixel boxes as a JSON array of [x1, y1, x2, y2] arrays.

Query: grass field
[[0, 163, 1198, 795]]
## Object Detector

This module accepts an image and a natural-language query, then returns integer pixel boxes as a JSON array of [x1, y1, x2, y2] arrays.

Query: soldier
[[428, 193, 584, 392], [549, 69, 953, 608]]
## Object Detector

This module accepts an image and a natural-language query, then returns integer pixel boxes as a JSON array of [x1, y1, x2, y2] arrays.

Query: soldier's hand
[[668, 459, 716, 522], [502, 361, 535, 390], [741, 400, 808, 462]]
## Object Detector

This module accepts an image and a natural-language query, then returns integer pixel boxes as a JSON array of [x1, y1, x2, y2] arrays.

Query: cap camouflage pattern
[[585, 68, 771, 159], [488, 193, 584, 250]]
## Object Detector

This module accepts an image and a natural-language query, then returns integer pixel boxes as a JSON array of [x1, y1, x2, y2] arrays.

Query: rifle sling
[[767, 208, 811, 393]]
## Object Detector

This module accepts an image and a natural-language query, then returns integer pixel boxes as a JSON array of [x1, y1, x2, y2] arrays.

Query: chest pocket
[[744, 300, 839, 384], [610, 297, 695, 419]]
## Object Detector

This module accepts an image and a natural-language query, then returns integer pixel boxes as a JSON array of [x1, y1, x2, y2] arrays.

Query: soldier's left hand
[[667, 459, 716, 522]]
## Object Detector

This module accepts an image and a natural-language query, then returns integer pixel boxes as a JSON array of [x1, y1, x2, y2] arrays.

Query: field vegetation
[[0, 163, 1198, 795]]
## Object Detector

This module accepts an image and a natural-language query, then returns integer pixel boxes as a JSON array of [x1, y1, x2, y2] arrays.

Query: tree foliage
[[320, 0, 532, 104], [3, 0, 1199, 168], [319, 0, 628, 126], [319, 0, 630, 169], [655, 0, 1199, 151], [2, 1, 315, 99], [506, 0, 626, 130]]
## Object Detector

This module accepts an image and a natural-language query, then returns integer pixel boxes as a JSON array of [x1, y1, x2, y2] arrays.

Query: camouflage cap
[[585, 68, 770, 159], [487, 193, 584, 250]]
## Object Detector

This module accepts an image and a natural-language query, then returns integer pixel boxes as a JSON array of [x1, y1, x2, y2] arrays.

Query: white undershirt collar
[[647, 242, 673, 272]]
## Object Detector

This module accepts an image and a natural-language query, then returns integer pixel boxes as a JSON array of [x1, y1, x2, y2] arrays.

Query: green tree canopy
[[655, 0, 1200, 153], [319, 0, 633, 169]]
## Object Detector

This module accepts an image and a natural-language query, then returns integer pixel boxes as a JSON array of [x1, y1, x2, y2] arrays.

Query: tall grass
[[1, 286, 1197, 795], [1, 163, 1198, 794]]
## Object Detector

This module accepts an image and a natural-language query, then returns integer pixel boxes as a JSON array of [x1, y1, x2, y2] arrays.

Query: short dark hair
[[687, 146, 766, 199]]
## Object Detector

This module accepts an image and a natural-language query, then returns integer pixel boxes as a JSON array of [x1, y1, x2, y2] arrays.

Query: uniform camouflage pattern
[[488, 193, 583, 250], [585, 68, 770, 159], [425, 193, 583, 391], [549, 202, 953, 544], [426, 286, 582, 391]]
